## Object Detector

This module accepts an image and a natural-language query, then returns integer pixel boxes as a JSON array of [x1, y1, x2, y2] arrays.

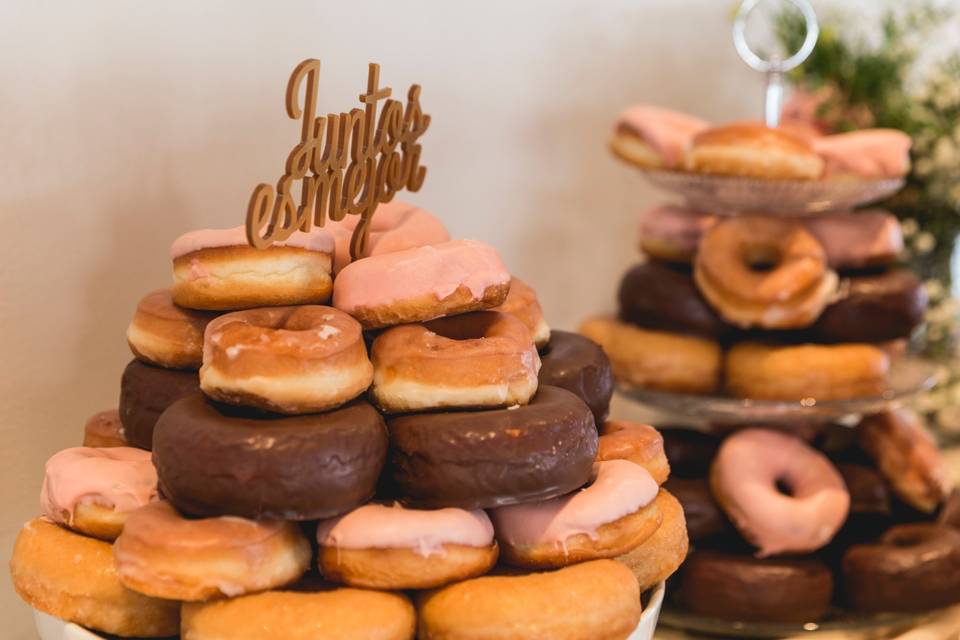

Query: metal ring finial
[[733, 0, 819, 73]]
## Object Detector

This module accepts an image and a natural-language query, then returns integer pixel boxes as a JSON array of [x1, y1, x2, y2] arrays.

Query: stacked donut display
[[10, 199, 690, 640], [593, 104, 960, 627]]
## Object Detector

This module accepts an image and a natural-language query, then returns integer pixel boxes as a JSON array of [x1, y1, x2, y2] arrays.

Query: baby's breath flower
[[901, 218, 919, 236], [913, 231, 936, 254]]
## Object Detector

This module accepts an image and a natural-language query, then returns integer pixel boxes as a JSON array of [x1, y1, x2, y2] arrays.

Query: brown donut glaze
[[813, 271, 927, 343], [939, 489, 960, 531], [118, 359, 200, 450], [663, 477, 727, 541], [538, 331, 613, 424], [660, 428, 719, 478], [153, 393, 387, 520], [388, 386, 597, 509], [836, 463, 892, 516]]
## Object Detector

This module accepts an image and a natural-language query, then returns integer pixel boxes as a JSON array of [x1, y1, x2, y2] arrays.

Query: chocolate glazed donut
[[388, 386, 597, 509], [618, 262, 730, 339], [153, 392, 387, 520], [119, 359, 200, 450], [663, 477, 727, 541], [843, 523, 960, 612], [538, 331, 613, 424], [813, 270, 927, 343], [660, 428, 719, 478]]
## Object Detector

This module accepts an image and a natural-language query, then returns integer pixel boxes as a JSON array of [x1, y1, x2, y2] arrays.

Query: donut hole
[[886, 530, 927, 548], [775, 477, 795, 497], [742, 244, 782, 273]]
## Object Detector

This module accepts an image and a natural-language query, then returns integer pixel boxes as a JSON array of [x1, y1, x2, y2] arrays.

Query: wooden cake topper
[[246, 59, 431, 258]]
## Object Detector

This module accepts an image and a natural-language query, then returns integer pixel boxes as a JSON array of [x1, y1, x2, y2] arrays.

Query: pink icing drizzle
[[804, 209, 903, 269], [812, 129, 911, 178], [490, 460, 659, 550], [40, 447, 158, 525], [316, 502, 494, 557], [616, 104, 709, 167], [638, 203, 716, 255], [170, 225, 334, 260], [332, 239, 510, 313]]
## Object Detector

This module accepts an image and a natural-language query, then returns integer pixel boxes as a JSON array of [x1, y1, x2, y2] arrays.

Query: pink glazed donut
[[805, 209, 903, 270], [326, 200, 450, 274], [316, 502, 498, 590], [637, 203, 717, 263], [710, 429, 850, 557], [611, 104, 710, 170], [812, 129, 912, 179], [490, 460, 663, 569], [40, 447, 158, 541], [332, 239, 511, 329]]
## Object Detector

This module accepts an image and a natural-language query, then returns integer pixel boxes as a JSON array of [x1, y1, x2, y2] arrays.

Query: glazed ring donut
[[616, 489, 689, 591], [490, 277, 551, 348], [200, 305, 373, 414], [370, 311, 540, 413], [537, 330, 614, 424], [637, 203, 716, 264], [597, 420, 670, 485], [857, 410, 951, 513], [126, 289, 217, 369], [579, 317, 721, 394], [418, 559, 641, 640], [388, 386, 597, 509], [684, 122, 824, 179], [316, 503, 498, 589], [843, 523, 960, 612], [490, 460, 662, 569], [710, 429, 850, 556], [182, 584, 416, 640], [82, 409, 127, 448], [694, 217, 838, 329], [610, 104, 708, 170], [10, 518, 179, 637], [726, 341, 890, 401], [332, 239, 511, 329], [153, 392, 387, 520], [170, 225, 333, 310], [40, 447, 157, 541], [812, 129, 911, 179], [118, 359, 199, 450], [113, 501, 311, 601], [328, 199, 450, 274]]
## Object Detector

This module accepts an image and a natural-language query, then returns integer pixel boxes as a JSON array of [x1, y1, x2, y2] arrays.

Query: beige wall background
[[0, 0, 888, 636]]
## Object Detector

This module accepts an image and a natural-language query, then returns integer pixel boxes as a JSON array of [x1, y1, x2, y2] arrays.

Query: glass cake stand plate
[[636, 168, 904, 215], [618, 356, 936, 425]]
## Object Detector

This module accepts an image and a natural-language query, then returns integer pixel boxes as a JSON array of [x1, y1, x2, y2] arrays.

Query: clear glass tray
[[636, 168, 904, 215], [617, 356, 936, 425]]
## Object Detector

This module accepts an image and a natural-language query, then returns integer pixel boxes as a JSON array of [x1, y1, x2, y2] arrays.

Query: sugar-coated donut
[[333, 239, 511, 329], [40, 447, 157, 541], [814, 270, 926, 343], [82, 409, 127, 448], [805, 210, 904, 270], [114, 501, 311, 601], [538, 330, 614, 424], [316, 503, 498, 589], [170, 225, 334, 310], [857, 410, 951, 513], [637, 203, 716, 263], [579, 317, 721, 394], [11, 518, 179, 637], [370, 311, 539, 413], [126, 289, 217, 369], [617, 489, 689, 591], [685, 122, 824, 179], [327, 199, 450, 274], [181, 584, 416, 640], [711, 429, 850, 556], [490, 277, 551, 348], [812, 129, 911, 179], [153, 392, 387, 520], [417, 559, 641, 640], [597, 421, 670, 485], [118, 359, 199, 450], [664, 477, 728, 540], [200, 305, 372, 414], [490, 460, 662, 569], [389, 386, 597, 509], [726, 341, 889, 401], [695, 217, 838, 329], [610, 104, 709, 169]]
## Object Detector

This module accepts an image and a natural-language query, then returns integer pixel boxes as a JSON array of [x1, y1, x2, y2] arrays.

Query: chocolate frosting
[[664, 477, 728, 541], [538, 331, 613, 424], [939, 489, 960, 531], [388, 386, 597, 509], [119, 359, 200, 450], [153, 392, 387, 520], [660, 428, 719, 478], [843, 523, 960, 612], [813, 270, 927, 343], [837, 463, 892, 515], [618, 262, 730, 339]]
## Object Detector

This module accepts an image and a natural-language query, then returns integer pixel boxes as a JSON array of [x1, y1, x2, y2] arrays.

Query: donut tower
[[592, 101, 960, 626], [10, 60, 690, 640]]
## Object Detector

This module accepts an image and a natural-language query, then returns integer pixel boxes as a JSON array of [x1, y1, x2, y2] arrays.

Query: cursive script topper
[[245, 59, 430, 257]]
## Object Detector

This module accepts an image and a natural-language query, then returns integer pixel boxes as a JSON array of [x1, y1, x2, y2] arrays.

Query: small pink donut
[[332, 239, 511, 329], [812, 129, 911, 179], [710, 429, 850, 557], [638, 203, 717, 263], [612, 104, 709, 169], [326, 200, 450, 274], [804, 209, 903, 270]]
